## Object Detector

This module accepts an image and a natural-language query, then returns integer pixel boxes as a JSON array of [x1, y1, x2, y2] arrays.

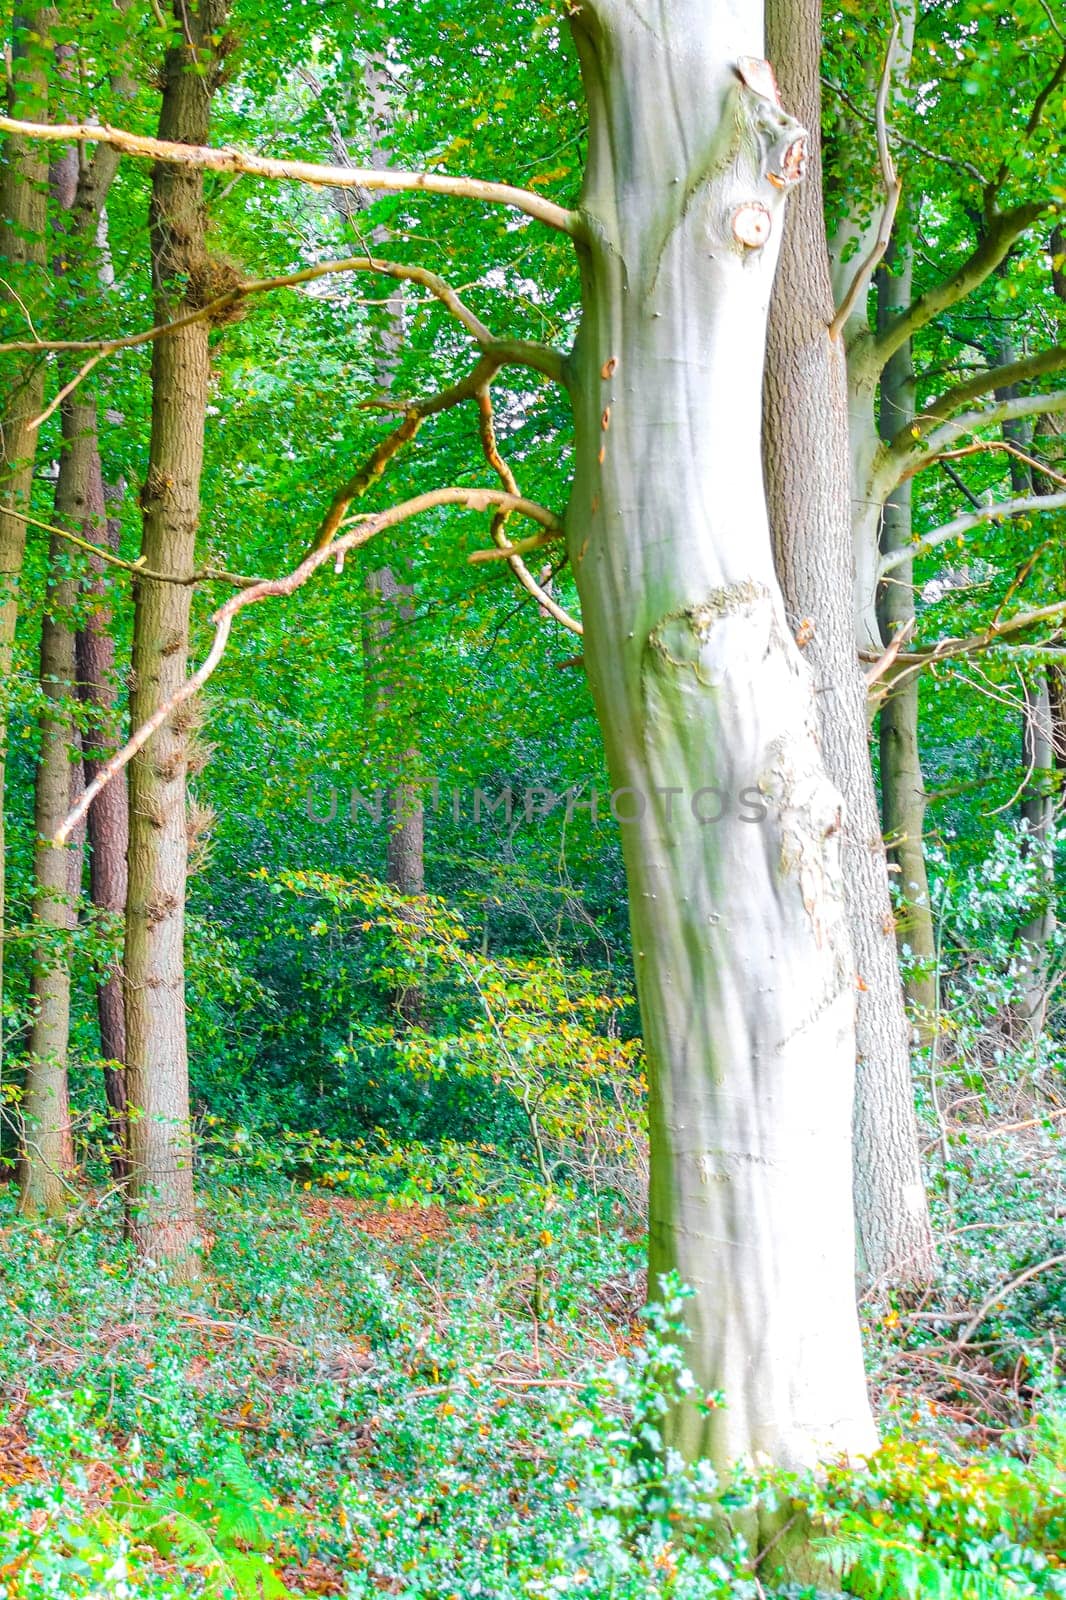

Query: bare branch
[[864, 617, 914, 687], [829, 23, 902, 340], [0, 253, 567, 388], [54, 487, 566, 843], [879, 489, 1066, 578], [863, 597, 1066, 693], [311, 355, 505, 550], [821, 75, 987, 185], [0, 505, 260, 587], [938, 439, 1066, 489], [0, 115, 583, 236], [474, 385, 582, 635]]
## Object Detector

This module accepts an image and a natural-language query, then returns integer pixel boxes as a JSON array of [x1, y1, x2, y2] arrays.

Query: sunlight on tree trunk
[[124, 0, 230, 1277], [567, 0, 877, 1470], [764, 0, 935, 1291]]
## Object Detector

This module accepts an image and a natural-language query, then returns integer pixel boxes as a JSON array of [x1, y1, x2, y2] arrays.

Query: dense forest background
[[0, 0, 1063, 1594]]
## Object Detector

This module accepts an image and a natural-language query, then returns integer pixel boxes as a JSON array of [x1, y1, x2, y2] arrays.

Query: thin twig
[[829, 22, 903, 339], [956, 1254, 1066, 1346], [0, 505, 261, 587], [54, 486, 564, 843]]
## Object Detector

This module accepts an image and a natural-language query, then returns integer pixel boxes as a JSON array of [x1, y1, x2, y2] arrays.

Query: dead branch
[[0, 115, 582, 236], [0, 505, 261, 587], [54, 487, 565, 844], [956, 1253, 1065, 1347], [0, 253, 567, 389], [474, 385, 582, 635]]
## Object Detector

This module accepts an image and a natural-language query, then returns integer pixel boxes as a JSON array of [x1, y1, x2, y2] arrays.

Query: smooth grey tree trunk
[[567, 0, 877, 1469], [763, 0, 935, 1288]]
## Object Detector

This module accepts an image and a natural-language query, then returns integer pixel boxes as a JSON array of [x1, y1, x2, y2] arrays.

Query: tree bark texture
[[0, 10, 55, 1070], [18, 128, 124, 1211], [567, 0, 877, 1470], [78, 491, 129, 1180], [876, 223, 938, 1036], [124, 0, 228, 1275], [763, 0, 935, 1289]]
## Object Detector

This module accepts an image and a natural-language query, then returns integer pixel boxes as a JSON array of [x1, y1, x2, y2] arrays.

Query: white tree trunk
[[567, 0, 876, 1469]]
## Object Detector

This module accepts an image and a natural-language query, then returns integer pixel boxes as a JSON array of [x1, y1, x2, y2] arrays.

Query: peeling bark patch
[[646, 582, 771, 682]]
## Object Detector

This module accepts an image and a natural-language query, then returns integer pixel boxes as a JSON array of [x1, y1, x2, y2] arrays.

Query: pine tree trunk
[[567, 0, 877, 1468], [124, 0, 228, 1275], [0, 10, 55, 1071], [876, 224, 938, 1035], [763, 0, 935, 1288]]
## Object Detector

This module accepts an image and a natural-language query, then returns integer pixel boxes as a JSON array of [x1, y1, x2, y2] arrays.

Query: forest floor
[[0, 1158, 1062, 1599]]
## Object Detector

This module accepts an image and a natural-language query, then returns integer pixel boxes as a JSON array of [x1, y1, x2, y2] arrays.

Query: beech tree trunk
[[124, 0, 228, 1275], [567, 0, 877, 1469], [0, 10, 55, 1069], [763, 0, 935, 1288], [876, 223, 938, 1034]]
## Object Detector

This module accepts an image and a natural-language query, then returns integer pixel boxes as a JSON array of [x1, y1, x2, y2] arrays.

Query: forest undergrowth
[[0, 1090, 1061, 1600]]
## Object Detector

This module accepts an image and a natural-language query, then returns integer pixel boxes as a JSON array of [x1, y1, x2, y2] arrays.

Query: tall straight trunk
[[991, 336, 1058, 1040], [876, 222, 938, 1034], [77, 495, 129, 1180], [0, 10, 55, 1069], [365, 565, 425, 1023], [124, 0, 228, 1275], [567, 0, 877, 1469], [19, 129, 123, 1211], [18, 405, 86, 1216], [1015, 677, 1056, 1040], [763, 0, 935, 1287]]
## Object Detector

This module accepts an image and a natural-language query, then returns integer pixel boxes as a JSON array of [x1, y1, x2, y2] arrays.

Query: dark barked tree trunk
[[78, 494, 129, 1182], [19, 130, 124, 1213], [124, 0, 228, 1277], [876, 219, 938, 1037], [0, 10, 55, 1074], [762, 0, 935, 1289], [566, 0, 877, 1468]]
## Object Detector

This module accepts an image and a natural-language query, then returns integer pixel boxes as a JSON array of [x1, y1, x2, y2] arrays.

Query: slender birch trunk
[[763, 0, 935, 1287], [876, 223, 938, 1035], [124, 0, 228, 1275], [0, 10, 55, 1070], [567, 0, 877, 1469]]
